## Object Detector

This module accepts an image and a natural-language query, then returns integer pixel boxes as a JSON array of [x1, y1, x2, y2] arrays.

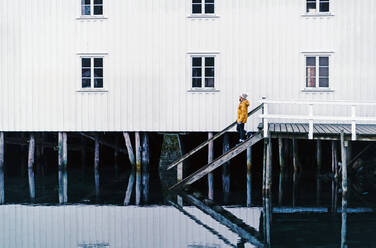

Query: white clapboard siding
[[0, 205, 261, 248], [0, 0, 375, 132]]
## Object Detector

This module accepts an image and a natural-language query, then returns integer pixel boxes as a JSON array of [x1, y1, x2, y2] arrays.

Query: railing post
[[308, 104, 314, 140], [263, 98, 268, 138], [351, 105, 356, 141]]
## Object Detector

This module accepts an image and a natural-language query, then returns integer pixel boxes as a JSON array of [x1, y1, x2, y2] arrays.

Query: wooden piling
[[94, 135, 100, 170], [331, 141, 338, 179], [142, 133, 150, 203], [208, 132, 214, 200], [0, 132, 4, 168], [292, 137, 300, 173], [123, 132, 136, 168], [58, 132, 63, 168], [246, 146, 252, 207], [28, 168, 35, 201], [135, 132, 141, 205], [58, 169, 68, 204], [316, 140, 322, 174], [222, 133, 230, 202], [62, 132, 67, 167], [278, 138, 284, 173], [0, 168, 4, 204], [94, 168, 99, 202], [265, 135, 272, 196], [28, 134, 35, 169], [262, 139, 267, 193], [341, 131, 348, 201]]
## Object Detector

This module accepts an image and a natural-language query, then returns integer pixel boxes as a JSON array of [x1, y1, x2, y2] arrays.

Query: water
[[0, 150, 376, 247]]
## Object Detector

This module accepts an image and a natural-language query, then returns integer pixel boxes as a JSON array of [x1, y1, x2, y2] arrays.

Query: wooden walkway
[[269, 123, 376, 140]]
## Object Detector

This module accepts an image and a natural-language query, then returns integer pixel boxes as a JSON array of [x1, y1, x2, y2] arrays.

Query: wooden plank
[[313, 124, 322, 134], [339, 124, 352, 134], [168, 104, 263, 170], [179, 193, 264, 248], [325, 124, 340, 134], [169, 132, 263, 191], [355, 125, 369, 135], [286, 123, 294, 133], [318, 124, 332, 134], [359, 125, 375, 134], [299, 123, 308, 133]]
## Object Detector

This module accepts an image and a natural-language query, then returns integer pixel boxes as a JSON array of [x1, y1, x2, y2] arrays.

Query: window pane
[[82, 58, 91, 67], [193, 0, 201, 3], [81, 6, 91, 15], [319, 57, 328, 66], [319, 67, 328, 77], [82, 69, 91, 77], [82, 79, 91, 88], [192, 68, 202, 77], [192, 57, 202, 66], [94, 58, 103, 67], [307, 2, 316, 12], [205, 78, 215, 88], [205, 0, 214, 3], [205, 68, 214, 77], [205, 4, 215, 14], [319, 78, 329, 87], [94, 0, 103, 4], [192, 78, 202, 88], [192, 4, 202, 14], [306, 67, 316, 87], [94, 6, 103, 15], [94, 69, 103, 77], [94, 79, 103, 88], [82, 0, 90, 4], [306, 57, 315, 66], [205, 57, 214, 66], [320, 2, 329, 12]]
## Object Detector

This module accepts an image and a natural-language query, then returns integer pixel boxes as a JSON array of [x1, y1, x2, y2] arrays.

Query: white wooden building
[[1, 0, 376, 132]]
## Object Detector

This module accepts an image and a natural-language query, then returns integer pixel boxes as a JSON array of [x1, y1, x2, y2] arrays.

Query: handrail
[[260, 99, 376, 106], [167, 103, 264, 170]]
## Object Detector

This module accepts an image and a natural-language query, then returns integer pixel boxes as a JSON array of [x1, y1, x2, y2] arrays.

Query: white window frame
[[186, 52, 220, 92], [301, 52, 334, 92], [303, 0, 333, 16], [187, 0, 219, 19], [78, 0, 107, 20], [77, 53, 108, 92]]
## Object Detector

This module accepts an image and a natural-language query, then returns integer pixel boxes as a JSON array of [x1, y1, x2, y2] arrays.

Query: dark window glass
[[82, 79, 91, 88], [82, 69, 91, 77], [192, 4, 202, 14], [320, 2, 329, 12], [306, 57, 315, 66], [192, 57, 202, 66], [319, 78, 329, 87], [319, 57, 328, 66], [94, 79, 103, 88], [94, 58, 103, 67], [205, 4, 214, 14], [81, 6, 91, 15], [306, 67, 316, 87], [205, 57, 214, 66], [192, 78, 202, 88], [319, 68, 328, 77], [82, 58, 91, 67], [193, 0, 201, 3], [94, 69, 103, 77], [205, 78, 214, 88], [306, 1, 316, 12], [94, 6, 103, 15], [82, 0, 90, 4], [205, 68, 214, 77], [192, 68, 202, 77], [94, 0, 103, 4], [205, 0, 214, 3]]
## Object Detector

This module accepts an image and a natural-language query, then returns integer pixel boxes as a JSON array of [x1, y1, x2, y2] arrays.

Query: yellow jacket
[[237, 100, 250, 123]]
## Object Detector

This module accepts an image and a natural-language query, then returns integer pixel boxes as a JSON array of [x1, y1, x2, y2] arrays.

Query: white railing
[[259, 99, 376, 140]]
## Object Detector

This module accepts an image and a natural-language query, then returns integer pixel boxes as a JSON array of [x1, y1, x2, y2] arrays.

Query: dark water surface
[[0, 148, 376, 248]]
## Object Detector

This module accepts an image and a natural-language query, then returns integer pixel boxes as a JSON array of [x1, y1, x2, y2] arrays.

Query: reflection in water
[[263, 194, 271, 247], [135, 169, 141, 205], [28, 168, 35, 201], [341, 189, 348, 247], [142, 170, 149, 204], [278, 172, 284, 206], [94, 168, 100, 201], [58, 169, 68, 204], [316, 175, 321, 206], [124, 169, 135, 205], [0, 168, 3, 204]]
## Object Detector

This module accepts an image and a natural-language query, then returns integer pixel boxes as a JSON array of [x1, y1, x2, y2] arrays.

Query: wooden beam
[[123, 132, 135, 167], [80, 133, 128, 154], [316, 140, 322, 174], [341, 131, 348, 199], [278, 138, 284, 172], [28, 134, 35, 169], [135, 132, 141, 205], [169, 132, 263, 191], [0, 168, 4, 204], [62, 132, 67, 168], [94, 136, 100, 170], [28, 168, 35, 201], [222, 133, 230, 203], [142, 133, 150, 203], [265, 135, 272, 196]]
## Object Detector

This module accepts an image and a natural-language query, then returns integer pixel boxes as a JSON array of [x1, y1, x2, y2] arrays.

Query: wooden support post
[[316, 140, 322, 174], [58, 169, 68, 204], [208, 132, 214, 200], [331, 141, 338, 179], [265, 135, 272, 196], [58, 132, 63, 168], [28, 168, 35, 201], [222, 133, 230, 203], [94, 135, 100, 170], [123, 132, 136, 168], [141, 133, 150, 203], [0, 132, 4, 168], [340, 131, 348, 248], [28, 134, 35, 169], [0, 168, 4, 204], [246, 146, 252, 207], [135, 132, 141, 205], [292, 137, 300, 173], [62, 132, 67, 168], [262, 139, 267, 194], [94, 168, 99, 202], [177, 135, 184, 206], [278, 138, 284, 173]]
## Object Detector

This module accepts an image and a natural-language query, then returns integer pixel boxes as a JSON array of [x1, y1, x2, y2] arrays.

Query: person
[[236, 93, 250, 142]]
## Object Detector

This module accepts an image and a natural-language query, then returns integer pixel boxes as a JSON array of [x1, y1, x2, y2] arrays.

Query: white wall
[[1, 0, 375, 132]]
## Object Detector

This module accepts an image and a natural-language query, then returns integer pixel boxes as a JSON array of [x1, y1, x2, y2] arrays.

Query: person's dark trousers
[[236, 123, 246, 140]]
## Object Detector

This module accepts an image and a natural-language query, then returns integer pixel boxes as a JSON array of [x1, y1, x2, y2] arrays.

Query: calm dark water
[[0, 148, 376, 248]]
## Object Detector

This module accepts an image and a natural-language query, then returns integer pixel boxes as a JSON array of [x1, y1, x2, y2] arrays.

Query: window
[[306, 0, 329, 13], [192, 0, 215, 15], [81, 57, 103, 88], [81, 0, 103, 16], [192, 56, 215, 88], [306, 56, 329, 88]]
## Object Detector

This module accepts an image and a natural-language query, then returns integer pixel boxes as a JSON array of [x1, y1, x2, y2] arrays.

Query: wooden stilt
[[316, 140, 322, 174], [94, 135, 100, 170], [123, 132, 135, 168], [58, 132, 63, 168], [262, 139, 267, 194], [292, 138, 300, 173], [0, 132, 4, 168], [94, 168, 99, 202], [135, 132, 141, 205], [292, 172, 297, 208], [316, 175, 321, 206], [62, 132, 67, 168], [142, 133, 150, 203], [246, 146, 252, 207], [28, 168, 35, 201], [0, 168, 4, 204], [278, 138, 284, 172], [331, 141, 338, 179], [28, 134, 35, 169], [340, 131, 348, 248], [222, 133, 230, 203], [208, 132, 214, 200], [265, 135, 272, 196], [58, 169, 68, 204], [278, 171, 283, 206]]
